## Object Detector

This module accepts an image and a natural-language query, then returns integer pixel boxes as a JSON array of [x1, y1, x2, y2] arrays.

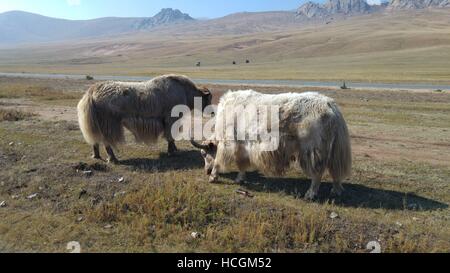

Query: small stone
[[78, 189, 87, 199], [191, 232, 201, 239], [330, 212, 339, 219], [0, 201, 6, 207], [82, 170, 93, 176], [114, 191, 127, 198], [27, 193, 38, 200]]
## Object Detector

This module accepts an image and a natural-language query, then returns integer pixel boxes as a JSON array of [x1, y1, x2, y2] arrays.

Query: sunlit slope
[[1, 9, 450, 83]]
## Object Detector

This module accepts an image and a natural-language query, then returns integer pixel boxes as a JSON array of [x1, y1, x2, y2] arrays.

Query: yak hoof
[[304, 190, 318, 201], [209, 176, 218, 184], [107, 158, 119, 165], [234, 177, 246, 184], [330, 186, 344, 198]]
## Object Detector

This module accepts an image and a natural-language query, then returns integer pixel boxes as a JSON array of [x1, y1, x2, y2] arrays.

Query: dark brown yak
[[77, 74, 212, 163]]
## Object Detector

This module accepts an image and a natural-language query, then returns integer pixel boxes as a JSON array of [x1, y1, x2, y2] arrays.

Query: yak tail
[[327, 104, 352, 182], [77, 88, 124, 147]]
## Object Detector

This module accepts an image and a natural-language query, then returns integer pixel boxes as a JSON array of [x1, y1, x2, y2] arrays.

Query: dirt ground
[[0, 76, 449, 253]]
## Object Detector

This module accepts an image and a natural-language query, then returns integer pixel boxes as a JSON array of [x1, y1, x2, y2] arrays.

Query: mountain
[[0, 9, 195, 45], [296, 0, 450, 19], [136, 8, 194, 29], [388, 0, 450, 9], [297, 0, 374, 18]]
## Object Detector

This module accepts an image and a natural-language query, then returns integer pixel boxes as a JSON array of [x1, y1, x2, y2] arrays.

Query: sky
[[0, 0, 383, 20]]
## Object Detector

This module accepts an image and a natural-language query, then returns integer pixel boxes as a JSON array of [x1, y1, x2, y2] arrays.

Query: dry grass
[[0, 79, 449, 253], [0, 109, 35, 121], [1, 10, 450, 83]]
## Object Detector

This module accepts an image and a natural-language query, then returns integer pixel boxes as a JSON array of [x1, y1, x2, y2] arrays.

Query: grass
[[0, 79, 449, 253], [0, 109, 35, 121], [1, 10, 450, 84]]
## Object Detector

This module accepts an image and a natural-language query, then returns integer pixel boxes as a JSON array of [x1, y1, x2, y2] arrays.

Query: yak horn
[[190, 139, 210, 150]]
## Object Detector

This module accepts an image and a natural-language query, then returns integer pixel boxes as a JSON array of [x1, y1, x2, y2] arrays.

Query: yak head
[[191, 140, 217, 175], [197, 87, 212, 111]]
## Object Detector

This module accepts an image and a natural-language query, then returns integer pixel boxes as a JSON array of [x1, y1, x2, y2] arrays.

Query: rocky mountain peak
[[297, 0, 373, 18], [138, 8, 194, 29], [388, 0, 450, 9]]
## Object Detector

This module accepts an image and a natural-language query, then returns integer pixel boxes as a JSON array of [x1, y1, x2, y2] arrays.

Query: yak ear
[[208, 142, 217, 150], [199, 87, 211, 96]]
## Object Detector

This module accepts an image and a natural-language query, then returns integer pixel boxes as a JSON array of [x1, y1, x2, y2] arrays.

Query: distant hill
[[0, 8, 195, 45], [1, 2, 450, 45], [388, 0, 450, 10], [296, 0, 449, 19]]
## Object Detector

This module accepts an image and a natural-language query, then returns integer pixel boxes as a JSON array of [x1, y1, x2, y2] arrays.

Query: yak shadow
[[119, 150, 204, 172], [223, 172, 448, 211]]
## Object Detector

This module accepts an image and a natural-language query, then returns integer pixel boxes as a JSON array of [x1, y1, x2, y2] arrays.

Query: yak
[[78, 74, 212, 163], [191, 90, 352, 200]]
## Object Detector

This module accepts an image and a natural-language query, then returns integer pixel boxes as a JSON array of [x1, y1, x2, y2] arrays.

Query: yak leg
[[305, 174, 322, 201], [164, 117, 178, 156], [92, 144, 101, 160], [331, 180, 345, 197], [209, 164, 220, 183], [105, 145, 119, 164], [235, 171, 247, 184]]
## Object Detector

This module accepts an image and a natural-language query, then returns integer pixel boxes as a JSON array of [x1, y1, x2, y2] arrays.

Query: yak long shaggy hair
[[77, 74, 211, 151], [212, 90, 352, 183]]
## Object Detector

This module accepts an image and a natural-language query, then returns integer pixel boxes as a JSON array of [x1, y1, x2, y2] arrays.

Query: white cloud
[[366, 0, 382, 5], [67, 0, 81, 6]]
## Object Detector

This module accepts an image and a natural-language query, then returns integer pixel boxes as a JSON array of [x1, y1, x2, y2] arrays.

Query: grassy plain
[[1, 10, 450, 83], [0, 77, 448, 252]]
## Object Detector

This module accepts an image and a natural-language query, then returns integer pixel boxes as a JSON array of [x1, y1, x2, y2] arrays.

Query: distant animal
[[191, 90, 352, 200], [77, 74, 212, 164]]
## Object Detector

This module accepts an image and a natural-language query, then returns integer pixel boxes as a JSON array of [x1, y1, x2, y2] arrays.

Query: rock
[[27, 193, 38, 200], [78, 189, 87, 199], [297, 0, 373, 19], [297, 1, 327, 18], [236, 189, 254, 198], [137, 8, 194, 29], [191, 232, 202, 239], [388, 0, 450, 10], [0, 201, 6, 207], [82, 170, 93, 176], [330, 212, 339, 219], [114, 191, 127, 198]]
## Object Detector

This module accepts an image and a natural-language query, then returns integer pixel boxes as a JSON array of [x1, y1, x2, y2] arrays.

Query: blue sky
[[0, 0, 322, 20]]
